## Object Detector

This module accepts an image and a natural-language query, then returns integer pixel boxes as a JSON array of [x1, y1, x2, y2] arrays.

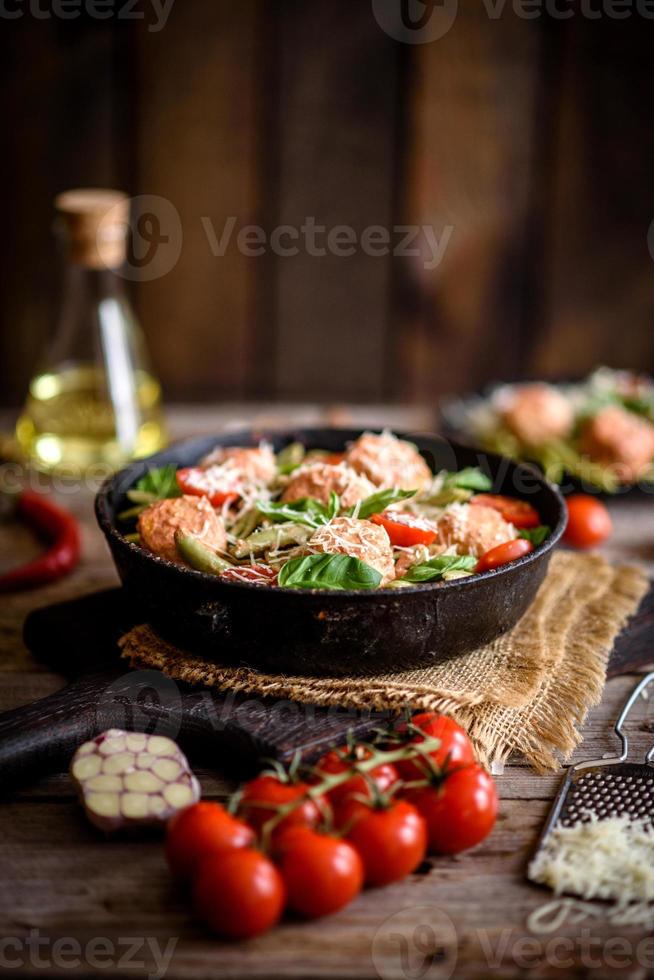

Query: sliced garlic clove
[[70, 729, 200, 832]]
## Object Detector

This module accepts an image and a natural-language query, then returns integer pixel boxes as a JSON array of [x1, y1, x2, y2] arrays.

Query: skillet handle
[[0, 673, 114, 790]]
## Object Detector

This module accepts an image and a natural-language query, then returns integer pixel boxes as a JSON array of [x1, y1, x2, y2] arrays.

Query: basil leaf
[[257, 495, 338, 530], [518, 525, 550, 547], [444, 468, 492, 492], [350, 488, 417, 520], [133, 465, 181, 500], [402, 554, 477, 584], [278, 553, 382, 591]]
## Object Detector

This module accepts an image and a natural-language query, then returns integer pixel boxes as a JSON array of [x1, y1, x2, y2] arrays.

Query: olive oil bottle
[[16, 189, 167, 473]]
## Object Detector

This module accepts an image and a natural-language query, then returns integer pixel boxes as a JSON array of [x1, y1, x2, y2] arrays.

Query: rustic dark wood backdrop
[[2, 0, 653, 407]]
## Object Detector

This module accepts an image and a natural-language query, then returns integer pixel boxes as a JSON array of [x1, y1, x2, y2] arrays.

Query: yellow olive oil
[[16, 365, 167, 473]]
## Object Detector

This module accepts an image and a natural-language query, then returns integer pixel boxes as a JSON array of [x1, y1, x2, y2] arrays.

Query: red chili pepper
[[0, 490, 81, 593]]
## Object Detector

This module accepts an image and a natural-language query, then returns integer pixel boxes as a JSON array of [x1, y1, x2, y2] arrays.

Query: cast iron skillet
[[95, 429, 566, 678]]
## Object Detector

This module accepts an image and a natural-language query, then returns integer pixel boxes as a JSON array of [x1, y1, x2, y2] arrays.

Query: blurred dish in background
[[16, 189, 167, 475], [440, 367, 654, 494]]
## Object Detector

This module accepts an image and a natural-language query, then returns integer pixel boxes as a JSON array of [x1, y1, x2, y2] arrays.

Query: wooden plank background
[[1, 1, 653, 408]]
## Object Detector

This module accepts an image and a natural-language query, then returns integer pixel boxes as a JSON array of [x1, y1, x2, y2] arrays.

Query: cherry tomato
[[238, 774, 325, 839], [406, 764, 498, 854], [221, 564, 278, 586], [563, 494, 612, 549], [395, 712, 476, 782], [471, 494, 540, 529], [274, 826, 363, 918], [176, 466, 239, 507], [315, 744, 399, 816], [340, 799, 427, 886], [193, 848, 286, 939], [165, 802, 254, 879], [324, 452, 346, 465], [370, 511, 438, 547], [476, 538, 533, 573]]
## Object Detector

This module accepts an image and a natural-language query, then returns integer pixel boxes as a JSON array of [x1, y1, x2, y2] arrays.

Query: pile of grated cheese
[[528, 814, 654, 931]]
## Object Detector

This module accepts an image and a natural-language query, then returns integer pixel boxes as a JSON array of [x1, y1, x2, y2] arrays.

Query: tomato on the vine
[[370, 511, 438, 547], [395, 712, 475, 782], [237, 774, 325, 839], [470, 494, 540, 529], [563, 494, 612, 549], [165, 802, 254, 879], [274, 826, 364, 918], [339, 798, 427, 886], [476, 538, 533, 573], [193, 848, 286, 939], [406, 764, 498, 854], [315, 744, 399, 813]]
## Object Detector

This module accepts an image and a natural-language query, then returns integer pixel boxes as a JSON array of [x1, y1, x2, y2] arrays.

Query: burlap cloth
[[119, 552, 649, 773]]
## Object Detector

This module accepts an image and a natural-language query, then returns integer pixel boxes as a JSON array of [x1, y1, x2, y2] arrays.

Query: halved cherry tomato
[[166, 801, 254, 879], [471, 494, 540, 529], [370, 511, 438, 547], [563, 495, 612, 549], [394, 712, 475, 782], [314, 744, 398, 816], [237, 774, 326, 840], [193, 848, 286, 939], [274, 826, 363, 918], [221, 564, 278, 586], [339, 799, 427, 886], [405, 764, 498, 854], [476, 538, 533, 573], [176, 466, 240, 507]]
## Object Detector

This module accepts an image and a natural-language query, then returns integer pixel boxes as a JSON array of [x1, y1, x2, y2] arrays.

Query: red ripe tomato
[[238, 774, 325, 839], [176, 466, 240, 507], [370, 511, 438, 547], [476, 538, 533, 573], [324, 452, 346, 465], [395, 712, 475, 782], [221, 564, 278, 586], [315, 744, 399, 813], [165, 802, 254, 879], [406, 764, 498, 854], [471, 494, 540, 529], [563, 495, 612, 549], [193, 848, 286, 939], [275, 826, 363, 919], [341, 799, 427, 886]]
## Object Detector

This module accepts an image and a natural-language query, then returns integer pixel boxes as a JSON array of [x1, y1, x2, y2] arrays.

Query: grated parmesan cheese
[[528, 814, 654, 931]]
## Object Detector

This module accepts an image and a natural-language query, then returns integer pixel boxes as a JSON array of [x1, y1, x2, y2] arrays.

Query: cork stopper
[[54, 189, 130, 269]]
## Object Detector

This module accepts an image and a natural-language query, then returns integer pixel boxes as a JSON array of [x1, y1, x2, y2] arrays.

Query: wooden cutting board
[[0, 585, 651, 790]]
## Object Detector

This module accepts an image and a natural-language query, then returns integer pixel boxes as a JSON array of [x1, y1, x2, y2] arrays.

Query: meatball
[[435, 503, 514, 558], [308, 517, 395, 585], [345, 432, 432, 490], [282, 462, 375, 509], [200, 443, 276, 485], [579, 405, 654, 483], [138, 495, 227, 564], [500, 384, 573, 446]]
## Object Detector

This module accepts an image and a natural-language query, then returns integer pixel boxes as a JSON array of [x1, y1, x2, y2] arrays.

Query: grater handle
[[614, 671, 654, 761]]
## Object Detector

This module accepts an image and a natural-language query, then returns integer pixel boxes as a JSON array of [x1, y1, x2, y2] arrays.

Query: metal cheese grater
[[535, 672, 654, 852]]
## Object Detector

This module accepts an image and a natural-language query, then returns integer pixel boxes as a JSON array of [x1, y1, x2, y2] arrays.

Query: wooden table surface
[[1, 406, 654, 980]]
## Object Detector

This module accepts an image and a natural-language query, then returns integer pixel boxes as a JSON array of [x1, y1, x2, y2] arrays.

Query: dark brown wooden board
[[0, 583, 651, 792]]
